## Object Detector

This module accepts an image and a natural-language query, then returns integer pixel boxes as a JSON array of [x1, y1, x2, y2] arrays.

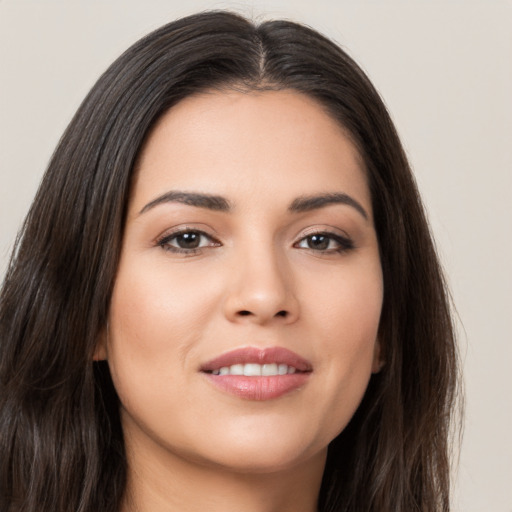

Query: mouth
[[200, 347, 312, 401]]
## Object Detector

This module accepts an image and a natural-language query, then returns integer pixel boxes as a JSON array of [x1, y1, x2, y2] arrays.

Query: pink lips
[[200, 347, 312, 401]]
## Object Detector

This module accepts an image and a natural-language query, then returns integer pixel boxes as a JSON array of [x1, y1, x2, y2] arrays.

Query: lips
[[200, 347, 312, 401]]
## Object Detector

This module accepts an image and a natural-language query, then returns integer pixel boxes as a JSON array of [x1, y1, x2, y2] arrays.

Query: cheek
[[306, 256, 383, 352], [302, 258, 383, 431], [109, 257, 221, 353], [105, 257, 218, 406]]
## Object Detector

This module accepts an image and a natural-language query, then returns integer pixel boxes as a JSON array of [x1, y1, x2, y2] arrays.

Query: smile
[[200, 347, 312, 400]]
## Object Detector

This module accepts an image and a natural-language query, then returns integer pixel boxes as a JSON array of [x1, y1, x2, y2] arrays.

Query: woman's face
[[99, 90, 383, 474]]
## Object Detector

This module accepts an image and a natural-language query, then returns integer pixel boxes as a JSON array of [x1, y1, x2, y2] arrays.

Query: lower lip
[[203, 373, 310, 401]]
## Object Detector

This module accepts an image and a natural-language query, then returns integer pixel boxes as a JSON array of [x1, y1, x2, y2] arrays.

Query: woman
[[0, 11, 459, 512]]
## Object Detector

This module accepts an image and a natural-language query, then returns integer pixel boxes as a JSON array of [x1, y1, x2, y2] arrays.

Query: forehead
[[130, 89, 370, 216]]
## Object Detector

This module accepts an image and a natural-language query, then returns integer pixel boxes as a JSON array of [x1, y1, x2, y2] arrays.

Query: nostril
[[236, 310, 288, 318]]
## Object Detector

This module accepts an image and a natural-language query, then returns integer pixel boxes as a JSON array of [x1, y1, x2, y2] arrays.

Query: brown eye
[[158, 229, 220, 253], [306, 234, 330, 250], [174, 232, 201, 249], [295, 232, 354, 253]]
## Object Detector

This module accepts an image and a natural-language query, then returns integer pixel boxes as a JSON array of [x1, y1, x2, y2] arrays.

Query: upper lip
[[200, 347, 313, 373]]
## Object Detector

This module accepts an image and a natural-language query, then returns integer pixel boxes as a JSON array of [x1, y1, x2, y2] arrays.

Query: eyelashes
[[157, 229, 221, 255], [157, 228, 355, 256], [293, 232, 354, 253]]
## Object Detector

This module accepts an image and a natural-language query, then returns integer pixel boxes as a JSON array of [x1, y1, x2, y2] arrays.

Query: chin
[[194, 443, 326, 475], [180, 422, 330, 475]]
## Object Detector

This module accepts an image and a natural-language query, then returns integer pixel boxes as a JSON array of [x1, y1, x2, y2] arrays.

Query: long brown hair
[[0, 11, 459, 512]]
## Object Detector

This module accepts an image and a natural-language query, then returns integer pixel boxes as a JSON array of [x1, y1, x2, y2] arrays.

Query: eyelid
[[154, 223, 220, 243], [297, 225, 351, 240], [293, 226, 355, 253], [156, 226, 221, 254]]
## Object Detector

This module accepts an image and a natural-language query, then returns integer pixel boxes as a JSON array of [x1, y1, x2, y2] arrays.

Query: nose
[[223, 246, 299, 326]]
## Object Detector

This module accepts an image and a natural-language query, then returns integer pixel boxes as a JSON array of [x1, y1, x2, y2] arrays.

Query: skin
[[96, 90, 384, 512]]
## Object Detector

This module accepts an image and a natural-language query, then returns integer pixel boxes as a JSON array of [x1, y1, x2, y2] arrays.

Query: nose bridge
[[224, 236, 298, 324]]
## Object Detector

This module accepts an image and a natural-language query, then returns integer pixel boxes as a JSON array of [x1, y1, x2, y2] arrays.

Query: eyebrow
[[139, 191, 231, 214], [289, 193, 369, 220], [139, 190, 368, 220]]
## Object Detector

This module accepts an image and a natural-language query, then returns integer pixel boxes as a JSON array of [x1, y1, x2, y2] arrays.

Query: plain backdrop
[[1, 1, 511, 511]]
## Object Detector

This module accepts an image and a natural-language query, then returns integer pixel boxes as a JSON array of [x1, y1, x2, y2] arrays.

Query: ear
[[371, 338, 385, 374], [93, 327, 108, 361]]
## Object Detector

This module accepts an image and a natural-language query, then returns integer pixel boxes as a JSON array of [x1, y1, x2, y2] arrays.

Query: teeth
[[211, 363, 298, 376], [229, 364, 244, 376], [244, 363, 262, 376], [278, 364, 288, 375], [262, 363, 278, 376]]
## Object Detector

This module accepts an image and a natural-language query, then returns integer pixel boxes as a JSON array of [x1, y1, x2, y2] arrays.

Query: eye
[[295, 232, 354, 253], [157, 229, 220, 254]]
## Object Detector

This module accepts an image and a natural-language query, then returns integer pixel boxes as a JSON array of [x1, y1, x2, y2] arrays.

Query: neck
[[121, 438, 326, 512]]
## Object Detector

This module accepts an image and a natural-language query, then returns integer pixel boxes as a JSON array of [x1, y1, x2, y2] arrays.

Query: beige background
[[1, 1, 511, 510]]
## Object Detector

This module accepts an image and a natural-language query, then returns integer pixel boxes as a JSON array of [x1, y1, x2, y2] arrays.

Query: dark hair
[[0, 10, 459, 512]]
